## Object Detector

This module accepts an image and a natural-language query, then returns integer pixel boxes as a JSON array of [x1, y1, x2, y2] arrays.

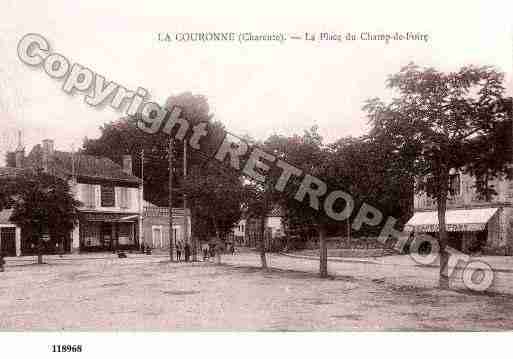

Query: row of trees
[[83, 64, 513, 288], [81, 97, 414, 273], [2, 63, 510, 289]]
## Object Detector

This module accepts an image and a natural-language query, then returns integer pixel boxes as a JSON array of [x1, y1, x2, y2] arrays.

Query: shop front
[[404, 207, 499, 254], [79, 212, 139, 252]]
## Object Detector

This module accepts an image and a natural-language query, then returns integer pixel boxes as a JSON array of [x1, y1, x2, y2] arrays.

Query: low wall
[[302, 236, 395, 250], [297, 248, 395, 258]]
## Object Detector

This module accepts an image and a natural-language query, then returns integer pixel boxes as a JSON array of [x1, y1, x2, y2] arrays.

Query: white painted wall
[[266, 217, 283, 238], [75, 183, 140, 213], [233, 219, 246, 237]]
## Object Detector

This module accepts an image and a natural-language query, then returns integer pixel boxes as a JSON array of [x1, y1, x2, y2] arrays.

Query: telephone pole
[[169, 138, 174, 262], [139, 149, 144, 251], [183, 141, 193, 260]]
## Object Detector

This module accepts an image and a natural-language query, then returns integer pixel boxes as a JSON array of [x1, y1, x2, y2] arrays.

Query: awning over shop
[[404, 208, 498, 232]]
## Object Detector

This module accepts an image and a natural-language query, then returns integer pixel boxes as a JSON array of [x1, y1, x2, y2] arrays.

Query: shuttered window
[[81, 184, 96, 208], [101, 185, 115, 207], [120, 188, 131, 209]]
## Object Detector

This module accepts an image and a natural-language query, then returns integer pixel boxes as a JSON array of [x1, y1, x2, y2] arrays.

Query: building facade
[[141, 203, 191, 250], [405, 170, 513, 255], [233, 206, 285, 249], [1, 138, 143, 255]]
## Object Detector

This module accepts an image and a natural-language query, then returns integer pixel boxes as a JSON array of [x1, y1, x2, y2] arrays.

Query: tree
[[183, 161, 245, 264], [243, 182, 273, 269], [83, 92, 214, 207], [264, 127, 334, 278], [365, 63, 512, 288], [1, 170, 81, 264], [326, 136, 414, 234], [83, 92, 229, 259]]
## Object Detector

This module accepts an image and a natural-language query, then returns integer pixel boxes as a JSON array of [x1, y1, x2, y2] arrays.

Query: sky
[[0, 0, 512, 164]]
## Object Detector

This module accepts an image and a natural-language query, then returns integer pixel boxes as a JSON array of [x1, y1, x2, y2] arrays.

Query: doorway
[[152, 226, 163, 249], [101, 223, 113, 250], [0, 227, 16, 256]]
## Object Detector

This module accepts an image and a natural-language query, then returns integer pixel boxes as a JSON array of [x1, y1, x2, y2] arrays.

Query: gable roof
[[24, 146, 140, 184], [54, 151, 140, 184]]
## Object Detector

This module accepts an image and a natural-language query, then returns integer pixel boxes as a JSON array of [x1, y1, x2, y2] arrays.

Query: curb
[[278, 252, 513, 274]]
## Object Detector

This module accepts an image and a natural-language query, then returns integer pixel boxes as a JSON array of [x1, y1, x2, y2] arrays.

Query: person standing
[[184, 242, 191, 262], [176, 241, 182, 261], [202, 242, 209, 261], [209, 243, 216, 260]]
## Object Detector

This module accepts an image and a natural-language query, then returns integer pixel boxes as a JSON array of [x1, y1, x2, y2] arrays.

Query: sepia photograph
[[0, 0, 512, 357]]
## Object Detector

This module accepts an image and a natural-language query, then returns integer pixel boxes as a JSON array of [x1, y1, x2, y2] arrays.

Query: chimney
[[42, 139, 54, 173], [15, 131, 24, 168], [122, 154, 133, 175]]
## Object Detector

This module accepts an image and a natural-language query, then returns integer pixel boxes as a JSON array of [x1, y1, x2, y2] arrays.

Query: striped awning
[[404, 208, 498, 232]]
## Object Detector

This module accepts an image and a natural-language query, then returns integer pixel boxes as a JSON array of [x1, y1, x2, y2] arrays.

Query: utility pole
[[347, 217, 351, 242], [183, 141, 193, 260], [139, 149, 144, 251], [169, 138, 174, 262]]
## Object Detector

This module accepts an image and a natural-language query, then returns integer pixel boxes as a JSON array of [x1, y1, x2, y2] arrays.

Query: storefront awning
[[404, 208, 498, 232]]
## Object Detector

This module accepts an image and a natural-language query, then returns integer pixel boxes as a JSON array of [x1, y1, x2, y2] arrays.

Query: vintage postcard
[[0, 0, 511, 357]]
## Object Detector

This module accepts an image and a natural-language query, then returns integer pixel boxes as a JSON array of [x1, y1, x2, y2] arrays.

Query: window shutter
[[120, 188, 127, 209], [125, 188, 131, 209], [90, 185, 96, 208], [101, 185, 115, 207], [81, 185, 88, 206]]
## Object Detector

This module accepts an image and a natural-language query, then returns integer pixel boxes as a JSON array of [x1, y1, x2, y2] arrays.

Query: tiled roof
[[24, 146, 140, 184], [53, 151, 140, 184]]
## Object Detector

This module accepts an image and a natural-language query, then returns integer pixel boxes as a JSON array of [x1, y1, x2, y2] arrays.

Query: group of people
[[200, 242, 236, 261], [201, 242, 214, 261], [140, 240, 236, 262], [175, 241, 191, 262]]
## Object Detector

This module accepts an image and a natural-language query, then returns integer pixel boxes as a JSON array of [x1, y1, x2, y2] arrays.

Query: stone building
[[1, 138, 143, 255], [405, 170, 513, 255], [141, 203, 191, 250]]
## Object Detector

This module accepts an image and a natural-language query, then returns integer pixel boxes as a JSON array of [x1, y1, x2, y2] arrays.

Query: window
[[81, 184, 96, 208], [119, 188, 131, 209], [508, 181, 513, 198], [101, 185, 115, 207], [81, 223, 101, 247]]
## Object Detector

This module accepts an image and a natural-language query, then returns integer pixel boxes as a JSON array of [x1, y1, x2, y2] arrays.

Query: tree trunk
[[259, 216, 268, 270], [37, 227, 43, 265], [437, 175, 450, 289], [213, 216, 222, 265], [168, 138, 174, 262], [319, 225, 328, 278], [192, 222, 198, 262]]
